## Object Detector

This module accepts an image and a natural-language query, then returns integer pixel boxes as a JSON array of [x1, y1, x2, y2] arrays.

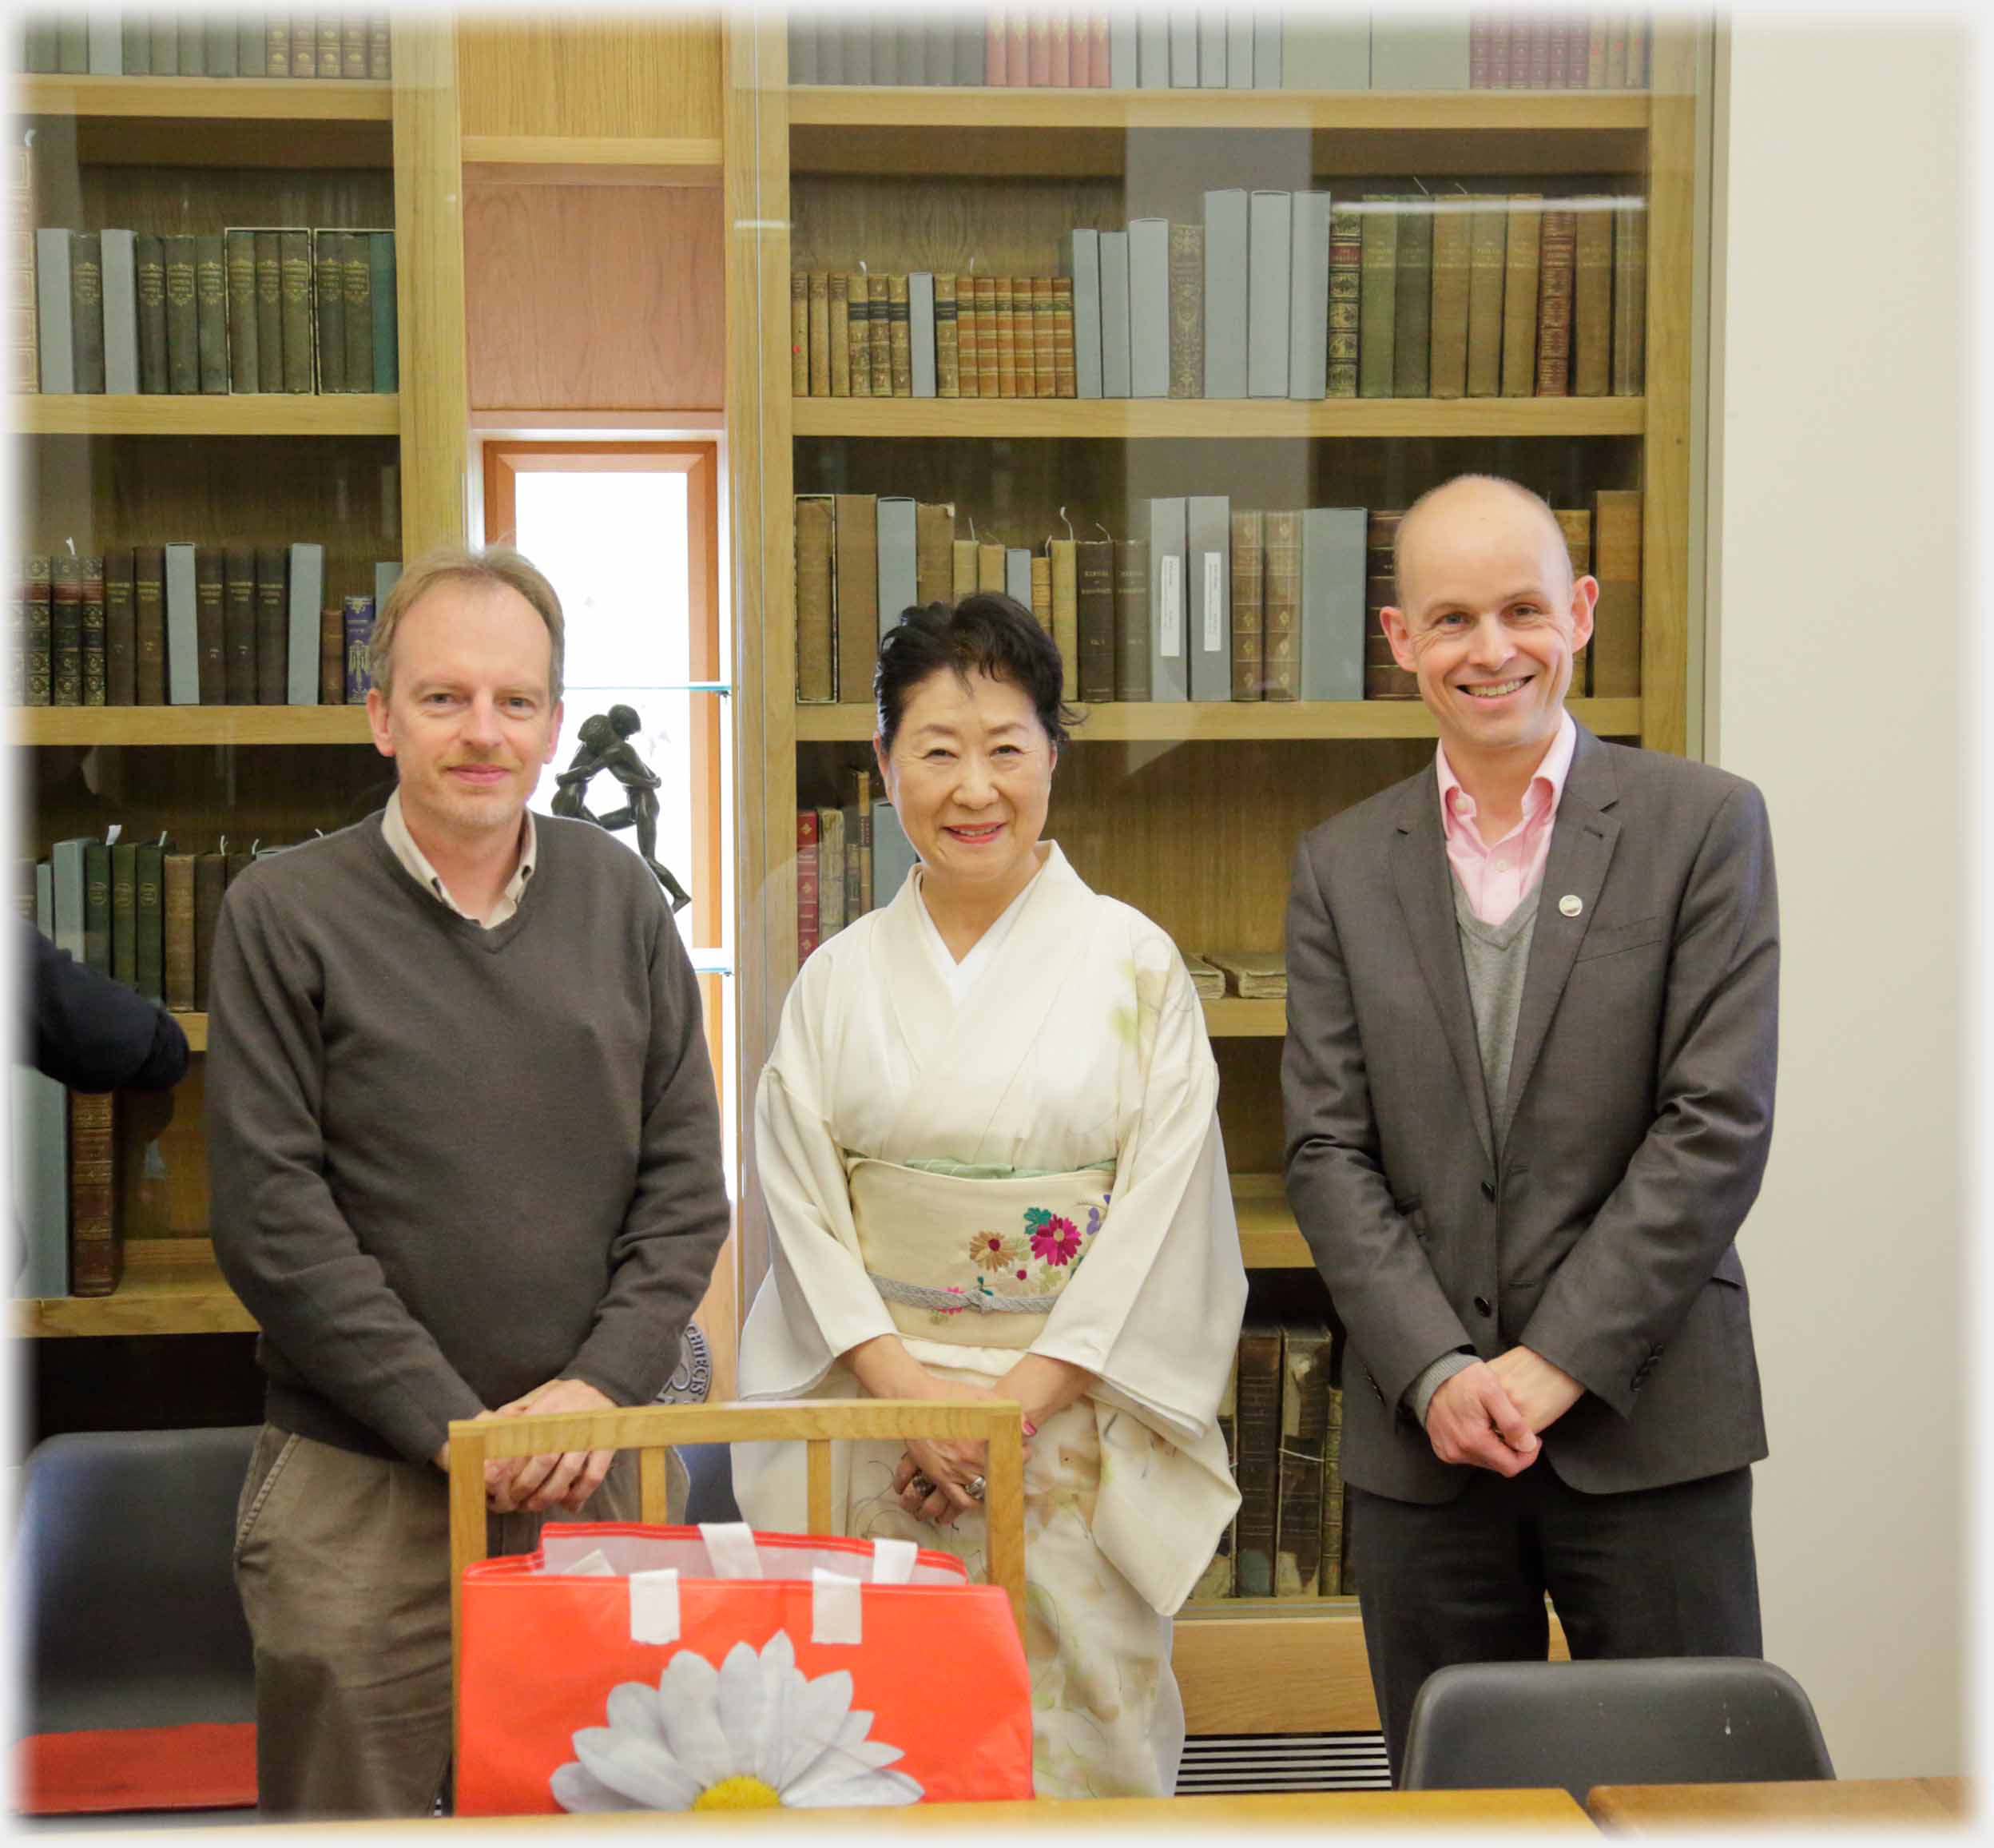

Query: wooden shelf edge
[[787, 86, 1651, 133], [796, 697, 1642, 743], [15, 1238, 256, 1338], [791, 397, 1646, 439], [20, 74, 395, 122], [12, 706, 376, 745], [463, 133, 724, 172], [1174, 1604, 1378, 1735], [18, 395, 401, 436]]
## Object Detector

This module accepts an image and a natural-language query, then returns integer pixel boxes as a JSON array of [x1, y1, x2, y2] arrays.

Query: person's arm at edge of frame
[[26, 917, 190, 1092]]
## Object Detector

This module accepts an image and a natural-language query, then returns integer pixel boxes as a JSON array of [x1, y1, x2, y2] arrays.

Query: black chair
[[14, 1425, 263, 1828], [1400, 1657, 1835, 1801]]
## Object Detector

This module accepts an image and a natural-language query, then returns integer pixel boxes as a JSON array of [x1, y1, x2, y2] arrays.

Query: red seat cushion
[[18, 1722, 257, 1814]]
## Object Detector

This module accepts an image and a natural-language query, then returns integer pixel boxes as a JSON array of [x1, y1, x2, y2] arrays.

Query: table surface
[[1587, 1775, 1971, 1830], [180, 1787, 1596, 1834]]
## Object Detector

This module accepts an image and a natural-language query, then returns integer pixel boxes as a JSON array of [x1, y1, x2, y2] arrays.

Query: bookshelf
[[731, 10, 1704, 1741], [13, 26, 471, 1390]]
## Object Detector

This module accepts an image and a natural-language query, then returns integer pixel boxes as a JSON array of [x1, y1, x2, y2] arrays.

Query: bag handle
[[620, 1536, 931, 1648]]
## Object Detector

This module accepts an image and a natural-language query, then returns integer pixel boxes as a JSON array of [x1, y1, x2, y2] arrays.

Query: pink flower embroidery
[[1027, 1214, 1082, 1266]]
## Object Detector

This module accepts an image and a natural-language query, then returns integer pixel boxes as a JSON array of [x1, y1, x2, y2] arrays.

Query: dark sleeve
[[1281, 837, 1475, 1409], [1518, 781, 1780, 1417], [25, 919, 190, 1093], [562, 891, 733, 1407]]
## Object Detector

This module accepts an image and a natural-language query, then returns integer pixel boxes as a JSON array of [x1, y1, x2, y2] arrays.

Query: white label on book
[[1159, 555, 1183, 657], [1204, 552, 1225, 652]]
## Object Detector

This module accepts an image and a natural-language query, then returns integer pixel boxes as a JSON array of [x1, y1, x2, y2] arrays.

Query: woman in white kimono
[[734, 593, 1246, 1800]]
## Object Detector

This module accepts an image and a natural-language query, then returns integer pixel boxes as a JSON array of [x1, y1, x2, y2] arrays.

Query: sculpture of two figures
[[551, 704, 693, 912]]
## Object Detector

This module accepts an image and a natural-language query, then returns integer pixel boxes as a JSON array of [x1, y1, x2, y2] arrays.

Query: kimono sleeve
[[1030, 928, 1247, 1447]]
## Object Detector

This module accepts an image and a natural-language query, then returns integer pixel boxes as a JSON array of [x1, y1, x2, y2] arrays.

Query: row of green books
[[33, 227, 397, 395], [18, 13, 390, 78]]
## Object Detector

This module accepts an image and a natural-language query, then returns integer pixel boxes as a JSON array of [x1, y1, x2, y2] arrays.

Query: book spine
[[266, 18, 291, 74], [1049, 536, 1079, 697], [167, 540, 201, 705], [343, 230, 374, 390], [225, 230, 259, 392], [953, 270, 977, 397], [789, 271, 808, 395], [1326, 206, 1361, 399], [239, 16, 264, 77], [1301, 507, 1367, 701], [320, 606, 345, 703], [1114, 538, 1150, 701], [369, 13, 391, 80], [24, 555, 51, 705], [280, 230, 313, 392], [1233, 1324, 1284, 1596], [796, 811, 820, 962], [315, 229, 347, 391], [370, 232, 397, 391], [1591, 488, 1642, 697], [225, 546, 259, 704], [995, 276, 1017, 398], [1613, 202, 1646, 395], [1186, 494, 1231, 701], [828, 269, 850, 395], [1428, 197, 1472, 398], [975, 275, 999, 397], [111, 842, 137, 987], [195, 546, 226, 704], [976, 542, 1006, 594], [253, 545, 288, 705], [888, 273, 912, 395], [1067, 229, 1102, 399], [135, 845, 165, 1003], [909, 271, 935, 397], [10, 141, 37, 396], [1288, 192, 1331, 400], [344, 596, 375, 701], [1465, 196, 1507, 396], [68, 1091, 121, 1297], [1032, 275, 1056, 399], [70, 231, 105, 394], [50, 554, 82, 705], [1246, 190, 1291, 398], [1499, 195, 1543, 396], [1012, 275, 1038, 397], [1168, 224, 1204, 399], [195, 854, 227, 1011], [133, 546, 166, 704], [1229, 508, 1264, 700], [1052, 275, 1075, 397], [343, 13, 368, 77], [254, 231, 284, 391], [934, 273, 959, 396], [125, 18, 153, 73], [194, 232, 227, 394], [1391, 196, 1432, 398], [131, 232, 165, 395], [81, 556, 105, 706], [1275, 1326, 1332, 1596], [316, 14, 342, 77], [104, 550, 135, 705], [1261, 511, 1301, 701], [1319, 1385, 1346, 1598], [164, 234, 200, 394], [1533, 206, 1577, 395], [100, 229, 137, 395], [35, 228, 73, 394], [1027, 10, 1049, 84], [792, 495, 836, 702], [1357, 197, 1397, 397], [164, 852, 197, 1012], [951, 539, 979, 602], [987, 6, 1007, 85], [914, 501, 954, 608], [1075, 538, 1115, 702], [833, 492, 878, 701], [1202, 189, 1246, 398], [1573, 200, 1612, 395]]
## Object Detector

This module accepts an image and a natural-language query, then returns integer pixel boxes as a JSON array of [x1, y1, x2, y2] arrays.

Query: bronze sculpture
[[551, 704, 693, 912]]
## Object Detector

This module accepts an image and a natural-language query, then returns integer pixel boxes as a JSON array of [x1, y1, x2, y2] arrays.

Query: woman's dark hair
[[873, 592, 1082, 754]]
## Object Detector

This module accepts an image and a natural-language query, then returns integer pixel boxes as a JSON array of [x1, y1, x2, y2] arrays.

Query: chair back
[[1400, 1657, 1835, 1799], [15, 1425, 260, 1735]]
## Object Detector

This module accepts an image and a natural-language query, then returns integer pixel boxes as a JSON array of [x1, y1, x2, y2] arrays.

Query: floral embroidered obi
[[847, 1157, 1115, 1351]]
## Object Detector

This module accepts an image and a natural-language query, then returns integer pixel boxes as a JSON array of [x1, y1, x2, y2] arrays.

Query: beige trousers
[[232, 1422, 674, 1819]]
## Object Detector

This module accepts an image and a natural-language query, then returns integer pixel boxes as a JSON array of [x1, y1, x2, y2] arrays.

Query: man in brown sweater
[[207, 548, 730, 1819]]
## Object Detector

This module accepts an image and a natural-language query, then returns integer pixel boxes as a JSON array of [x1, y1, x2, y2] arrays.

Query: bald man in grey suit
[[1282, 475, 1777, 1780]]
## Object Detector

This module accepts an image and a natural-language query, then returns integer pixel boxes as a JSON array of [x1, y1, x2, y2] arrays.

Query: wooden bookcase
[[726, 16, 1698, 1736], [13, 32, 470, 1353]]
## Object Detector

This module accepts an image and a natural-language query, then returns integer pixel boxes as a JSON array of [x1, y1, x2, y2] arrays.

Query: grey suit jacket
[[1282, 725, 1777, 1504]]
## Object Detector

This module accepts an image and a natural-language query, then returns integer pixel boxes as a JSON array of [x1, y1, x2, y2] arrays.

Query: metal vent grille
[[1178, 1731, 1392, 1794]]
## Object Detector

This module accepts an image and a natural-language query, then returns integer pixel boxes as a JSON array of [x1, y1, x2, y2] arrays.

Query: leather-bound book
[[1167, 226, 1204, 399], [1052, 275, 1076, 398], [280, 230, 314, 393], [164, 850, 197, 1011], [1428, 197, 1471, 399], [1327, 205, 1361, 398], [869, 274, 892, 394], [70, 232, 105, 393], [254, 232, 284, 392], [194, 850, 227, 1011], [934, 273, 959, 397], [226, 231, 260, 393], [1032, 276, 1056, 399], [80, 556, 105, 706], [104, 549, 136, 705], [110, 840, 137, 986], [1390, 196, 1432, 398], [135, 233, 167, 393], [265, 17, 291, 74], [316, 14, 341, 76], [952, 539, 978, 602], [827, 270, 850, 395], [846, 273, 872, 396], [369, 231, 396, 392], [976, 542, 1005, 594], [832, 493, 877, 701], [254, 546, 289, 702], [1049, 536, 1078, 695], [134, 837, 165, 1003], [83, 840, 111, 973], [133, 546, 166, 705], [1357, 196, 1397, 397], [1229, 509, 1265, 701], [1465, 195, 1507, 395], [795, 811, 820, 963], [194, 547, 226, 705], [50, 554, 82, 705], [1591, 489, 1642, 697], [343, 14, 368, 77], [975, 276, 999, 396], [1261, 511, 1301, 702], [788, 271, 808, 395], [195, 234, 227, 394], [1113, 537, 1150, 701], [68, 1091, 121, 1297], [805, 271, 828, 395], [994, 276, 1018, 398], [1075, 537, 1115, 703], [320, 605, 345, 703], [291, 12, 316, 77], [1533, 205, 1576, 395], [915, 502, 954, 610], [236, 15, 264, 74], [1276, 1323, 1333, 1596], [888, 273, 912, 396], [164, 235, 199, 395], [342, 232, 373, 390], [314, 230, 346, 391], [1572, 201, 1611, 395], [1317, 1381, 1346, 1599], [1049, 10, 1069, 84], [1233, 1321, 1284, 1596], [1613, 201, 1646, 395], [224, 546, 258, 704], [1499, 194, 1543, 396], [792, 495, 836, 702], [24, 555, 52, 705], [368, 13, 391, 79]]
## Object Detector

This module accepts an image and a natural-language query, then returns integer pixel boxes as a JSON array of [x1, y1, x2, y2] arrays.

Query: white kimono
[[734, 843, 1245, 1799]]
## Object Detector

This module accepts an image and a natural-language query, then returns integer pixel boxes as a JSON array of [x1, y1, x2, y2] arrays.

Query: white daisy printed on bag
[[549, 1629, 924, 1813]]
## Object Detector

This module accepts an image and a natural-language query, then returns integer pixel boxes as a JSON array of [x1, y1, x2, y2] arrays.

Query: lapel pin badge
[[1559, 894, 1583, 918]]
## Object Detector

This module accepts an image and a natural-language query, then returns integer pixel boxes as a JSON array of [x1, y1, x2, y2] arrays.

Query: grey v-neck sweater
[[206, 811, 731, 1464], [1453, 877, 1541, 1155]]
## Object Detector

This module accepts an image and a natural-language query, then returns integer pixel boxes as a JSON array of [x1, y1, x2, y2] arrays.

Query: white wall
[[1710, 20, 1969, 1778]]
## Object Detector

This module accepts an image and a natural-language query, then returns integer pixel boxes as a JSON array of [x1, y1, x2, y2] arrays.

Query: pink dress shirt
[[1436, 711, 1579, 924]]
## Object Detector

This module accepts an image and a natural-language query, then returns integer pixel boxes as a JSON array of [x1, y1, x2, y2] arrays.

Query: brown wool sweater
[[205, 811, 731, 1464]]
